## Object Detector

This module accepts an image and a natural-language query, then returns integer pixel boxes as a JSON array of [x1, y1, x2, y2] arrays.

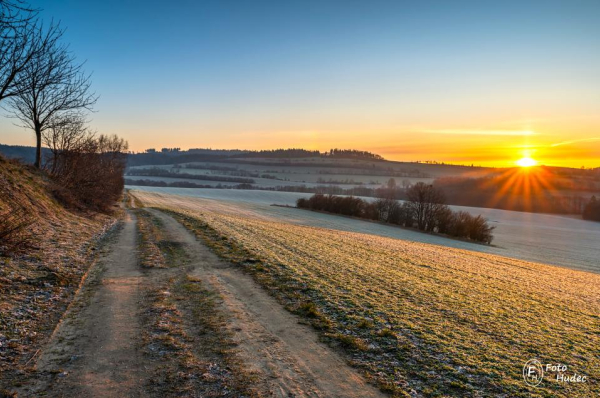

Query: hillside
[[133, 190, 600, 397], [0, 156, 115, 390]]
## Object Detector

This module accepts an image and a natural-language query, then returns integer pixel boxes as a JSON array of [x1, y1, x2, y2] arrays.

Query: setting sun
[[516, 157, 538, 167]]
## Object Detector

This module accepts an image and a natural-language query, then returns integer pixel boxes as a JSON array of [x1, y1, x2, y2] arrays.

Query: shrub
[[296, 197, 308, 208], [450, 211, 471, 238], [466, 214, 495, 244], [46, 132, 128, 212], [297, 193, 495, 243]]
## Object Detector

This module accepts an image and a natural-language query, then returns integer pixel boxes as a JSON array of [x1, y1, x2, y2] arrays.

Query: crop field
[[125, 174, 322, 188], [127, 162, 436, 188], [129, 188, 600, 273], [133, 190, 600, 397]]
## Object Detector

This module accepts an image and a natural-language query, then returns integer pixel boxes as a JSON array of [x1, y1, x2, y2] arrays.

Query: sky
[[0, 0, 599, 168]]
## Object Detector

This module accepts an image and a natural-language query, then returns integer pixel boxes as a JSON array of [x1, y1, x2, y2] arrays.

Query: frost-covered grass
[[128, 161, 436, 187], [126, 174, 327, 188], [130, 189, 600, 273], [134, 192, 600, 398]]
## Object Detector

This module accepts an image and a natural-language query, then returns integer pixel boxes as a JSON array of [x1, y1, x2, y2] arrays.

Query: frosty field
[[129, 187, 600, 273], [132, 189, 600, 397], [127, 161, 436, 188]]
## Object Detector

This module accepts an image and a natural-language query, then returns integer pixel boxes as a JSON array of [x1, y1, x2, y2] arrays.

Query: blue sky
[[1, 0, 599, 166]]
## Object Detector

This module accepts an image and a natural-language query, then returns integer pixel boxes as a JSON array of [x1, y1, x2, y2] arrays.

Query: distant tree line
[[230, 148, 385, 160], [435, 174, 594, 214], [583, 196, 600, 222], [296, 183, 495, 244], [126, 167, 255, 184], [0, 143, 49, 163], [325, 148, 384, 160], [126, 147, 387, 166], [236, 148, 321, 158]]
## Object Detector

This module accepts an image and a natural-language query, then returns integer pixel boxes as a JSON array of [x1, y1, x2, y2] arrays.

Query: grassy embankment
[[133, 191, 600, 398], [0, 157, 115, 392]]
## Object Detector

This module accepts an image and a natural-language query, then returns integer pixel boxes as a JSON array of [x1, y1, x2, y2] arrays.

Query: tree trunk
[[34, 127, 42, 169]]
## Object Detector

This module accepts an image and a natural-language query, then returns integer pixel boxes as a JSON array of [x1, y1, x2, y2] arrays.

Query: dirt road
[[147, 208, 384, 398], [31, 211, 148, 397], [20, 208, 384, 397]]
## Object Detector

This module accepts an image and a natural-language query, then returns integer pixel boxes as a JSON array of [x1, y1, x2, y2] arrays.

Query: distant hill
[[127, 147, 385, 166], [0, 144, 50, 164]]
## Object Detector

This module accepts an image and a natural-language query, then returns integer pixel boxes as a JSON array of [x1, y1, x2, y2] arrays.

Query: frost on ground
[[130, 187, 600, 273], [135, 190, 600, 398]]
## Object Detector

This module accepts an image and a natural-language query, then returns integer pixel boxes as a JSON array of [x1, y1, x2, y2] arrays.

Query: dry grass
[[135, 192, 600, 398], [0, 157, 116, 390]]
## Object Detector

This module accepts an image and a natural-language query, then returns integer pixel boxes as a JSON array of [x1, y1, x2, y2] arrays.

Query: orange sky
[[2, 111, 599, 169], [1, 1, 599, 169], [107, 117, 600, 169]]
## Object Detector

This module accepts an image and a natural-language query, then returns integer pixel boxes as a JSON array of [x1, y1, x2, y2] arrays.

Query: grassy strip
[[135, 210, 191, 269], [135, 210, 260, 397], [142, 277, 254, 397]]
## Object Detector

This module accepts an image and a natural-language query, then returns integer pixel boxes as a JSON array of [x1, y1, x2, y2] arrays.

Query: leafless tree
[[0, 1, 49, 101], [0, 22, 62, 102], [406, 182, 447, 231], [0, 1, 36, 32], [7, 27, 97, 168], [374, 197, 400, 223], [42, 113, 94, 175]]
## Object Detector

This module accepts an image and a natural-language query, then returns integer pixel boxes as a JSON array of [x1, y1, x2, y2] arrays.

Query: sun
[[516, 157, 537, 167]]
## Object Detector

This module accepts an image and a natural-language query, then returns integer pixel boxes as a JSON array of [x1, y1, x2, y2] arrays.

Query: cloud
[[550, 137, 600, 147], [421, 129, 537, 136]]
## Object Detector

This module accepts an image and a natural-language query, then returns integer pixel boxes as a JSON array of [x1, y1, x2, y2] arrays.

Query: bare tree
[[42, 113, 94, 175], [405, 182, 447, 231], [0, 1, 36, 31], [0, 23, 62, 101], [7, 28, 97, 168], [0, 1, 49, 102]]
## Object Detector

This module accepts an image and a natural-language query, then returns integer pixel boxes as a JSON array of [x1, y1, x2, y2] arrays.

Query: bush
[[296, 198, 308, 208], [450, 211, 471, 238], [46, 132, 128, 212], [449, 211, 495, 244], [298, 194, 368, 218], [297, 193, 495, 243], [466, 214, 495, 244]]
